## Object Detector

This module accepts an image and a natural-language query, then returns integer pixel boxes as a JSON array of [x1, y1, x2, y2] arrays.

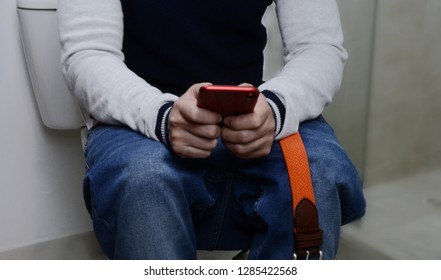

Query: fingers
[[169, 112, 221, 139], [168, 119, 221, 158], [169, 129, 220, 158], [222, 133, 274, 158], [168, 82, 222, 158], [221, 94, 276, 158], [175, 83, 221, 125], [221, 119, 274, 158]]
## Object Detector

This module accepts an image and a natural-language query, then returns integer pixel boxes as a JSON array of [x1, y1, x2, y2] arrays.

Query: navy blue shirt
[[120, 0, 273, 95]]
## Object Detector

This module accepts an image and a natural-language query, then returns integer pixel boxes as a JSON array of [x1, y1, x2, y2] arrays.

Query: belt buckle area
[[293, 250, 323, 260]]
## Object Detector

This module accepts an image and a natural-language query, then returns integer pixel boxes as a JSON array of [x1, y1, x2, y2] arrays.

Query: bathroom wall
[[324, 0, 377, 176], [364, 0, 441, 186], [0, 0, 91, 253]]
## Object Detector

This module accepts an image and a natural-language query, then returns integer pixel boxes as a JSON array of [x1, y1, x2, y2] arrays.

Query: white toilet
[[17, 0, 84, 130]]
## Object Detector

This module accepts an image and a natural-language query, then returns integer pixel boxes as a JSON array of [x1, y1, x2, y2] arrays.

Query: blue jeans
[[83, 116, 365, 259]]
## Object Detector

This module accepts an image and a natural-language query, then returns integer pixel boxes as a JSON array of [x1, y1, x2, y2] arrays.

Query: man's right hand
[[168, 83, 222, 158]]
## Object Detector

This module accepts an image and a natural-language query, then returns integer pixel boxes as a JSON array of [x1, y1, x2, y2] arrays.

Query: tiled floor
[[337, 168, 441, 259], [0, 232, 105, 260]]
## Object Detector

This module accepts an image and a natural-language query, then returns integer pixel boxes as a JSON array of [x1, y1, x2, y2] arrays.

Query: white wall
[[324, 0, 377, 175], [0, 0, 91, 253], [364, 0, 441, 185]]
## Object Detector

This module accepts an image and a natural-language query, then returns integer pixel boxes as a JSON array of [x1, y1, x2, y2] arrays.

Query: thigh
[[83, 124, 215, 259], [299, 116, 366, 226], [84, 124, 215, 215], [299, 116, 366, 258]]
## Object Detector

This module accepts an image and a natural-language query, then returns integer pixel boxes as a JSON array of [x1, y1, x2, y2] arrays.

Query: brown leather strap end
[[294, 198, 323, 259]]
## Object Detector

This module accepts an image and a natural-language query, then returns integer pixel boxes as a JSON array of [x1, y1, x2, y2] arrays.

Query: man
[[58, 0, 366, 259]]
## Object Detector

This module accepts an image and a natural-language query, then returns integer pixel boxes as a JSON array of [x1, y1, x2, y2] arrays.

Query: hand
[[221, 92, 276, 159], [168, 83, 222, 158]]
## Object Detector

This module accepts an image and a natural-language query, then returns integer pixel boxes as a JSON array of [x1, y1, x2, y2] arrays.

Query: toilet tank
[[17, 0, 84, 129]]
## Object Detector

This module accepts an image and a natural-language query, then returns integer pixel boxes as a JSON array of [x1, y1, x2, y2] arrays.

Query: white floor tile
[[338, 169, 441, 259]]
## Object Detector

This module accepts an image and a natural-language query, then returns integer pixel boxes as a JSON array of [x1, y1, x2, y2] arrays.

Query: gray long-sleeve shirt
[[58, 0, 347, 141]]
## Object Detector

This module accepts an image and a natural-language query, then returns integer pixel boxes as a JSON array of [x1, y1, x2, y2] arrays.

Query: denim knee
[[299, 117, 366, 226]]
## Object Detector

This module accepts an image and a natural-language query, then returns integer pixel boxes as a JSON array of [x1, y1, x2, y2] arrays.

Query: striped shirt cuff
[[155, 102, 174, 146], [261, 90, 285, 137]]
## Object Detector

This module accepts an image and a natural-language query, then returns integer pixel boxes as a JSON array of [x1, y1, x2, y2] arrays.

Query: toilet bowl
[[17, 0, 84, 129]]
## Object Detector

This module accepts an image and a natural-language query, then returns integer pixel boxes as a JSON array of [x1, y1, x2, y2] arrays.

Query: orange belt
[[280, 133, 323, 260]]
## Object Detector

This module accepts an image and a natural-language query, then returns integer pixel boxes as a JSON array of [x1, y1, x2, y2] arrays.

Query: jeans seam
[[250, 186, 266, 258], [90, 200, 116, 236], [84, 125, 114, 171], [210, 174, 234, 250]]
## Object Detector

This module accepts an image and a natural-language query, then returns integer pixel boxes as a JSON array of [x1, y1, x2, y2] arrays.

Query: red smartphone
[[197, 85, 260, 117]]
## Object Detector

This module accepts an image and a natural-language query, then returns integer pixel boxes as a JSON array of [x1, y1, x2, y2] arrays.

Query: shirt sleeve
[[58, 0, 177, 140], [258, 0, 348, 140]]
